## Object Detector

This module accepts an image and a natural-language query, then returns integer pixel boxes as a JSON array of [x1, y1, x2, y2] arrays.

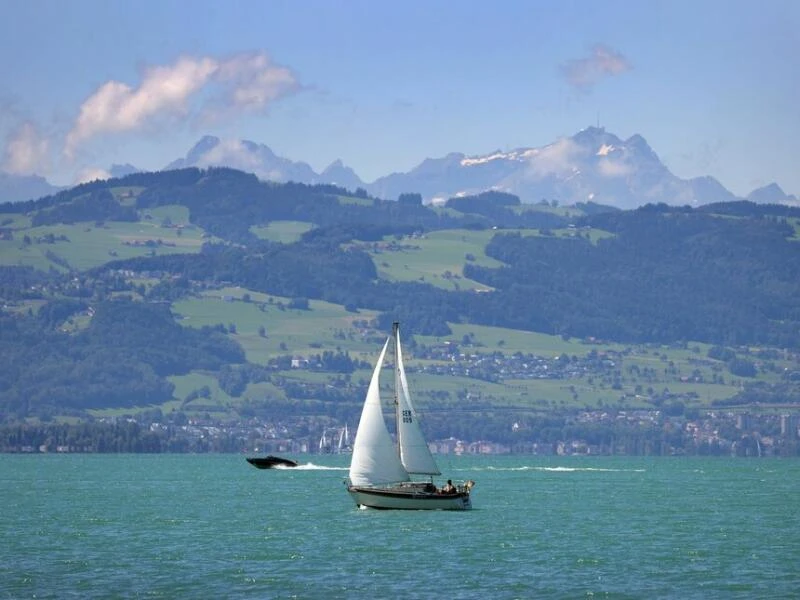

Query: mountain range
[[0, 172, 62, 204], [1, 127, 797, 208]]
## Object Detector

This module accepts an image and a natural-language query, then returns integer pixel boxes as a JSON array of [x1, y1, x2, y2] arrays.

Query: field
[[361, 229, 506, 290], [416, 322, 602, 356], [250, 220, 313, 243], [168, 286, 757, 415], [0, 205, 210, 271], [789, 217, 800, 241], [172, 288, 381, 364]]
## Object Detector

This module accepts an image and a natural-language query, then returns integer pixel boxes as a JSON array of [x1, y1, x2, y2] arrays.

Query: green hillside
[[1, 169, 799, 454]]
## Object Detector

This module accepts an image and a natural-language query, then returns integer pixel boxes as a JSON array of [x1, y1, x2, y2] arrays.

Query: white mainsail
[[348, 337, 409, 486], [346, 323, 473, 510], [395, 328, 441, 476]]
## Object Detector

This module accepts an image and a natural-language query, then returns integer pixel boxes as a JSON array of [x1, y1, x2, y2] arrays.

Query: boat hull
[[245, 456, 298, 469], [347, 485, 471, 510]]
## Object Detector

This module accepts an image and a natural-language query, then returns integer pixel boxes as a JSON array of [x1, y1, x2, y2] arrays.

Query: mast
[[393, 321, 401, 460]]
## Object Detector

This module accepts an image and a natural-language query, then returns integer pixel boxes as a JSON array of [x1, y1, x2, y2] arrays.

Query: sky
[[0, 0, 798, 197]]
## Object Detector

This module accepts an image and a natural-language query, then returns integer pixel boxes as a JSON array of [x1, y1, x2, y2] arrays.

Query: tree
[[398, 192, 423, 206], [288, 297, 310, 310], [728, 358, 757, 378]]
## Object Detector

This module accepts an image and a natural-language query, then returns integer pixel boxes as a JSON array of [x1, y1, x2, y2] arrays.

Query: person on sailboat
[[441, 479, 456, 494]]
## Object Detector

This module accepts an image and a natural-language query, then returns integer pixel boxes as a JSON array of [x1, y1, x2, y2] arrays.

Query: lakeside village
[[243, 409, 800, 457], [6, 408, 799, 457], [6, 341, 800, 456]]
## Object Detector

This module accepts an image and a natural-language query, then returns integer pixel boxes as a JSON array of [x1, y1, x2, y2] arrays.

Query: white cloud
[[3, 121, 50, 175], [75, 166, 111, 184], [65, 56, 218, 158], [597, 158, 632, 177], [216, 52, 299, 111], [196, 139, 261, 170], [526, 137, 585, 178], [64, 52, 299, 158], [561, 44, 632, 90]]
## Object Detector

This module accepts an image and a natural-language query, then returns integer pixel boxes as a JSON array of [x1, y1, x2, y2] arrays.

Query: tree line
[[0, 299, 244, 419]]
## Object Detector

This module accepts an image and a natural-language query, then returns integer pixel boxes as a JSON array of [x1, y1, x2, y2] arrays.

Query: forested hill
[[2, 167, 800, 420], [2, 167, 799, 348], [467, 205, 800, 346]]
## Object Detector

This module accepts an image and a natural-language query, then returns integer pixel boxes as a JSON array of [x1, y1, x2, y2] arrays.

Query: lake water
[[2, 454, 798, 599]]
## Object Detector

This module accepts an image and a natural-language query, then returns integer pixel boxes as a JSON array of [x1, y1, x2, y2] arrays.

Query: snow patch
[[460, 148, 538, 167], [461, 152, 506, 166], [596, 144, 615, 156]]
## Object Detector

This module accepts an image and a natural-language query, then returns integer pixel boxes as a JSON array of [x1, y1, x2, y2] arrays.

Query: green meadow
[[166, 286, 758, 414], [362, 229, 506, 290], [359, 227, 615, 291], [251, 220, 314, 243], [173, 288, 381, 364], [416, 322, 600, 356], [0, 205, 210, 271], [789, 217, 800, 241], [109, 186, 146, 204], [336, 195, 373, 206]]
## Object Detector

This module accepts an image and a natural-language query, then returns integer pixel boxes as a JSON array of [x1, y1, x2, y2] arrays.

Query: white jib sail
[[396, 329, 441, 476], [349, 337, 409, 486]]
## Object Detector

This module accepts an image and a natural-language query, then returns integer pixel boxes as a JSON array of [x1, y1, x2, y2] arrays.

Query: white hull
[[347, 484, 471, 511]]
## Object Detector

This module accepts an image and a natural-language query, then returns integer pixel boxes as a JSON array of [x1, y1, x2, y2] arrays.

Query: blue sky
[[1, 0, 797, 196]]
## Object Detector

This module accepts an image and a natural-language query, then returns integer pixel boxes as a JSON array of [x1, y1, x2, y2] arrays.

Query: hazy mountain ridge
[[746, 182, 799, 205], [0, 172, 63, 203], [158, 128, 781, 209], [3, 128, 797, 208], [109, 163, 140, 179], [370, 128, 740, 209], [164, 135, 318, 184]]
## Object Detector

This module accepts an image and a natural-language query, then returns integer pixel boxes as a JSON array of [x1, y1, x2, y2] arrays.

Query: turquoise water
[[2, 455, 798, 599]]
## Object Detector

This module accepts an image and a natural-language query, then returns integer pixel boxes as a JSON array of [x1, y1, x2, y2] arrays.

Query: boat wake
[[291, 463, 349, 471], [482, 466, 646, 473]]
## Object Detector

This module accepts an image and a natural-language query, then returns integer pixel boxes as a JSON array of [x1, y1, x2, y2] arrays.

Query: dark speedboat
[[246, 455, 298, 469]]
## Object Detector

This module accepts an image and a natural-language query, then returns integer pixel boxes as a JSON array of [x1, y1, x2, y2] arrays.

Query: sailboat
[[346, 322, 474, 510], [336, 424, 351, 454]]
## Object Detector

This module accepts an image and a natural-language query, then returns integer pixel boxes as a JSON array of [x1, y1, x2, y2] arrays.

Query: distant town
[[238, 408, 800, 458], [5, 407, 799, 458], [3, 331, 799, 456]]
